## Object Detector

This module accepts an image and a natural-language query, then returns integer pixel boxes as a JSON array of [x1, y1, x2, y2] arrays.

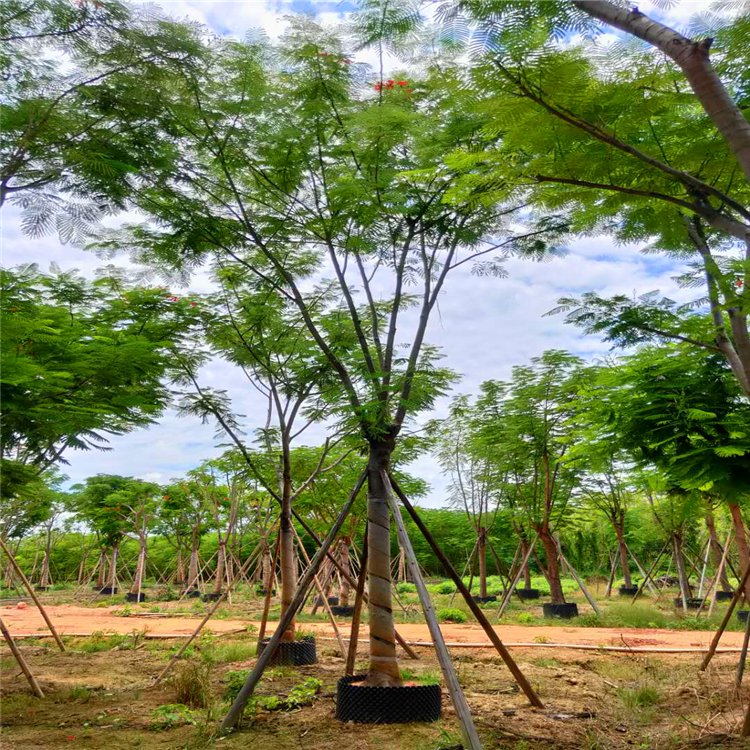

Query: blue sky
[[1, 0, 716, 506]]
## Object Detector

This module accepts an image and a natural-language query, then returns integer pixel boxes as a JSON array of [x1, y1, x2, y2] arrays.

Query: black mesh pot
[[183, 589, 201, 598], [618, 585, 639, 597], [125, 592, 146, 603], [738, 610, 749, 624], [336, 675, 441, 724], [715, 590, 734, 602], [98, 586, 118, 595], [472, 595, 497, 604], [543, 603, 578, 619], [202, 592, 222, 602], [35, 586, 50, 592], [674, 597, 704, 609], [328, 596, 339, 605], [515, 588, 540, 600], [331, 605, 356, 617], [257, 635, 317, 666]]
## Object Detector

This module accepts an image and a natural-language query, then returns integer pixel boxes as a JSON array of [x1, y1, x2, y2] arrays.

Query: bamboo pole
[[605, 550, 617, 598], [220, 472, 366, 732], [735, 601, 750, 688], [292, 526, 345, 657], [0, 616, 44, 698], [554, 540, 601, 615], [498, 532, 541, 618], [345, 527, 368, 677], [389, 474, 543, 708], [257, 534, 280, 647], [700, 561, 750, 671], [707, 531, 734, 617], [384, 474, 483, 750], [628, 541, 669, 603], [0, 536, 65, 651]]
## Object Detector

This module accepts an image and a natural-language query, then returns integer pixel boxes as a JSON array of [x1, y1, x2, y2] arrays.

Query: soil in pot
[[715, 590, 734, 602], [674, 597, 704, 609], [618, 585, 639, 596], [257, 635, 317, 666], [515, 588, 540, 600], [543, 602, 578, 619], [336, 675, 441, 724], [472, 595, 497, 604], [331, 605, 356, 617], [125, 592, 146, 603]]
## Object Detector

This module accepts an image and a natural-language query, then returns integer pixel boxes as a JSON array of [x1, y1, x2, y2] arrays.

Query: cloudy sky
[[2, 0, 716, 505]]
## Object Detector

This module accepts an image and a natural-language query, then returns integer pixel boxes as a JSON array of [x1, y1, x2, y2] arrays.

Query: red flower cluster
[[374, 79, 411, 93], [736, 278, 745, 288], [165, 295, 179, 302]]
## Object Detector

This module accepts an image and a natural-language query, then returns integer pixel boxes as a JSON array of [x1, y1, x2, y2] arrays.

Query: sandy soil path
[[3, 603, 747, 651]]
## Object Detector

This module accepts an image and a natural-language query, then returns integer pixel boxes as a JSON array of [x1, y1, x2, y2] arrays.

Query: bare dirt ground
[[3, 602, 748, 651]]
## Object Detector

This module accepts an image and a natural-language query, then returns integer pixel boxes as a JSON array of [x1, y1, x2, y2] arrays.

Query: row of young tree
[[2, 0, 749, 702]]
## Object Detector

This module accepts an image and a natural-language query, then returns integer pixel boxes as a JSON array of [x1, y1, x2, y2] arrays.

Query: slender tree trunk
[[130, 534, 147, 596], [614, 519, 632, 587], [174, 549, 186, 588], [261, 539, 272, 593], [109, 544, 119, 591], [279, 463, 297, 643], [478, 527, 488, 598], [339, 537, 352, 607], [515, 527, 532, 588], [705, 508, 731, 592], [538, 525, 565, 604], [729, 503, 750, 599], [186, 529, 200, 591], [364, 437, 401, 687], [96, 549, 107, 588], [39, 528, 52, 588], [673, 533, 692, 607], [398, 545, 407, 583]]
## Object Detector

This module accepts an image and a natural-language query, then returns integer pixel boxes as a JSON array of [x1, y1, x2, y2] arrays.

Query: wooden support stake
[[257, 534, 280, 647], [0, 616, 44, 698], [498, 532, 541, 618], [700, 561, 750, 671], [345, 527, 368, 677], [384, 473, 483, 750], [707, 531, 734, 617], [555, 540, 601, 615], [735, 600, 750, 688], [0, 536, 65, 652], [220, 472, 366, 732], [389, 473, 543, 708], [605, 550, 617, 598], [628, 541, 668, 603]]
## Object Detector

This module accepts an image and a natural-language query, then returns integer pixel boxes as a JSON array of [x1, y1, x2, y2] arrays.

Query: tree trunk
[[338, 537, 352, 607], [398, 545, 407, 583], [364, 437, 401, 687], [39, 528, 52, 588], [130, 535, 147, 596], [673, 533, 692, 608], [174, 549, 186, 587], [108, 544, 119, 591], [279, 462, 297, 643], [261, 539, 272, 593], [729, 503, 750, 599], [538, 525, 565, 604], [614, 519, 632, 587], [186, 529, 200, 591], [96, 549, 107, 588], [705, 508, 731, 592], [478, 527, 488, 598]]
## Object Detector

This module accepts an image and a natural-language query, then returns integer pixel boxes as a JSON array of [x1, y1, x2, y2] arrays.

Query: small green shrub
[[223, 669, 249, 702], [515, 612, 535, 624], [150, 703, 197, 730], [435, 581, 455, 595], [437, 608, 466, 623], [67, 685, 93, 701], [396, 582, 417, 594], [172, 661, 211, 708], [618, 685, 660, 710]]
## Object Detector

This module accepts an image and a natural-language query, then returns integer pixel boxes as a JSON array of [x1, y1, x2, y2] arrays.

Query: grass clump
[[396, 582, 417, 593], [617, 685, 661, 710], [401, 669, 440, 685], [172, 661, 211, 708], [206, 640, 257, 664], [437, 607, 467, 623]]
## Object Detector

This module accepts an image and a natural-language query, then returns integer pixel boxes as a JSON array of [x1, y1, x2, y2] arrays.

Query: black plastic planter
[[738, 610, 749, 624], [472, 595, 497, 604], [330, 605, 356, 617], [183, 589, 201, 598], [674, 597, 704, 610], [257, 635, 317, 666], [336, 675, 441, 724], [328, 596, 339, 605], [98, 586, 118, 595], [125, 592, 146, 603], [543, 603, 579, 619], [715, 590, 734, 602], [202, 592, 222, 602], [618, 585, 639, 597], [515, 588, 540, 600]]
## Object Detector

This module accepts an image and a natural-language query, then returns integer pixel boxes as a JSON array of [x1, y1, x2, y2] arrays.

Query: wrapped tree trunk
[[673, 533, 692, 608], [130, 529, 147, 597], [214, 537, 226, 595], [364, 435, 401, 687], [538, 524, 565, 604], [729, 503, 750, 599], [279, 453, 297, 642], [185, 527, 201, 591], [108, 544, 119, 591], [38, 527, 53, 588], [261, 538, 273, 593], [516, 527, 532, 589], [397, 545, 407, 583], [706, 508, 731, 592], [174, 548, 186, 588]]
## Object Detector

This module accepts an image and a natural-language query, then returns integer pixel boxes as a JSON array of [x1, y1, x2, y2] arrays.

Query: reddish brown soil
[[3, 603, 747, 650]]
